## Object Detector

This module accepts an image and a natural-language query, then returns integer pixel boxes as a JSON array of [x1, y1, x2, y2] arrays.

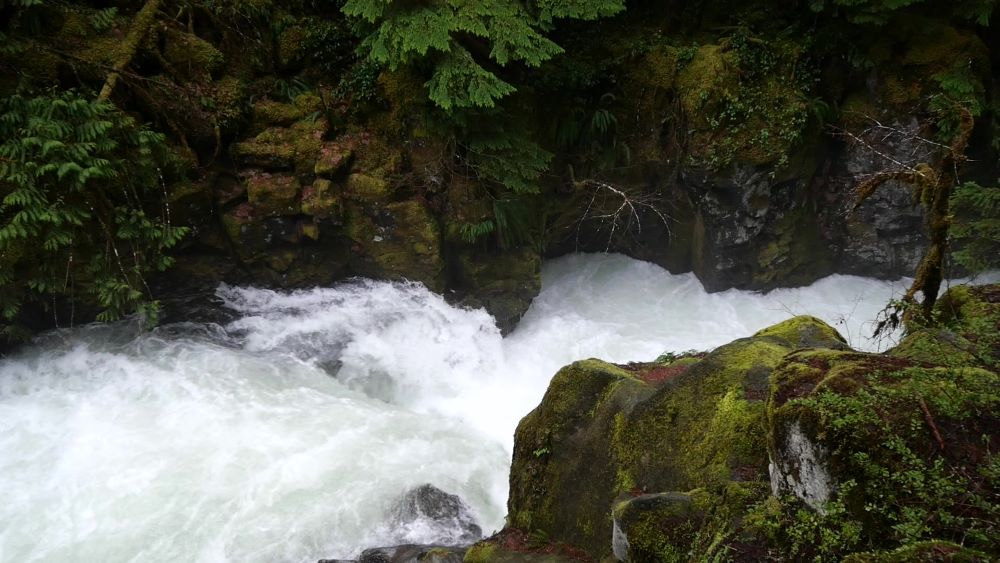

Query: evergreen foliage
[[0, 91, 188, 338], [950, 182, 1000, 273], [808, 0, 996, 25], [342, 0, 625, 110]]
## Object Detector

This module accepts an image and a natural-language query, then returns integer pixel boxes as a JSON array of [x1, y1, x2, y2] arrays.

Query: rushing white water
[[0, 253, 989, 562]]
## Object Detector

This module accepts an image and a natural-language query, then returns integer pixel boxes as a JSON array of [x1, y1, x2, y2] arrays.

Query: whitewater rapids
[[0, 253, 973, 562]]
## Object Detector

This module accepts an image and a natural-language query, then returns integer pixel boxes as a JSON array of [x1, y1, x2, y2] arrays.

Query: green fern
[[0, 91, 188, 336], [459, 219, 496, 244], [343, 0, 624, 110], [89, 7, 118, 33]]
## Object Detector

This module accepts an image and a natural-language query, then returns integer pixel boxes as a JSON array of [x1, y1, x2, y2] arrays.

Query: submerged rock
[[318, 545, 466, 563], [388, 484, 483, 546]]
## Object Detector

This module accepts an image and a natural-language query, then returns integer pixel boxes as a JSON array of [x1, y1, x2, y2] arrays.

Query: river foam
[[0, 253, 987, 562]]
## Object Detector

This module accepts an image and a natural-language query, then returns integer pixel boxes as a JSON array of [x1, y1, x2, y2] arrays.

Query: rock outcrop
[[506, 316, 847, 558], [493, 287, 999, 561]]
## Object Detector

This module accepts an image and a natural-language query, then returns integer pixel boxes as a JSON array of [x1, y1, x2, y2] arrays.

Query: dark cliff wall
[[2, 1, 997, 334]]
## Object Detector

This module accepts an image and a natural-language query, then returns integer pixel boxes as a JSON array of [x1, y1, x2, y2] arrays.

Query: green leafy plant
[[342, 0, 626, 111], [0, 91, 188, 338]]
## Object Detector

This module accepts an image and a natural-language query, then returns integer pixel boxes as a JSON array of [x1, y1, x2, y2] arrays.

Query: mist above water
[[0, 253, 959, 562]]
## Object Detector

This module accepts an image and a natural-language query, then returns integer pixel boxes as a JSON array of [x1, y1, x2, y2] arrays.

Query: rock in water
[[388, 484, 483, 546]]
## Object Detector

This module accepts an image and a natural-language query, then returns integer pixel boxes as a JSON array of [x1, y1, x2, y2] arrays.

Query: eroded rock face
[[832, 117, 930, 279], [685, 161, 832, 292]]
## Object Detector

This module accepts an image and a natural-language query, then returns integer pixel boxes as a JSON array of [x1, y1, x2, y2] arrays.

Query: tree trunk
[[96, 0, 163, 103]]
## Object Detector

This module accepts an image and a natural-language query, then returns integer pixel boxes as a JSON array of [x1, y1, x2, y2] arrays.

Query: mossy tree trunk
[[851, 106, 973, 328], [96, 0, 163, 102]]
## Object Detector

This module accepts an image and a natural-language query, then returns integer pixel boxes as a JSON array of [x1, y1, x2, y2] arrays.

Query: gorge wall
[[2, 1, 997, 336]]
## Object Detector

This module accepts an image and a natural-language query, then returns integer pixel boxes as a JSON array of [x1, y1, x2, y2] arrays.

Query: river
[[0, 253, 941, 562]]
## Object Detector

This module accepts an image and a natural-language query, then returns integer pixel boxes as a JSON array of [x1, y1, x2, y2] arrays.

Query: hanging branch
[[568, 163, 672, 253], [833, 104, 974, 332], [97, 0, 164, 103]]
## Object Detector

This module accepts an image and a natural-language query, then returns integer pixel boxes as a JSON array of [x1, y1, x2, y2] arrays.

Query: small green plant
[[532, 446, 551, 458], [760, 366, 1000, 559], [459, 219, 495, 244], [272, 78, 310, 102], [88, 7, 118, 33]]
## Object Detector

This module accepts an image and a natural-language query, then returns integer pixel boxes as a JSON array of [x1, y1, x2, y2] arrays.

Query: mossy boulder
[[208, 77, 250, 137], [301, 178, 342, 220], [162, 29, 224, 81], [251, 100, 307, 128], [462, 530, 591, 563], [346, 173, 395, 203], [245, 171, 300, 216], [315, 142, 355, 179], [250, 93, 323, 130], [451, 247, 541, 335], [345, 200, 444, 292], [895, 284, 1000, 370], [611, 490, 712, 562], [610, 483, 771, 562], [508, 316, 846, 559], [230, 128, 297, 170], [754, 316, 848, 350], [766, 345, 1000, 554], [508, 359, 654, 555], [230, 118, 326, 173]]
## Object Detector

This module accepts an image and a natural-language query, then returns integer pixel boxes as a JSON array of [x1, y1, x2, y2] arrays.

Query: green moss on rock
[[163, 29, 224, 81], [252, 100, 307, 127], [345, 200, 444, 291], [754, 315, 848, 349], [612, 490, 713, 563], [508, 316, 845, 559], [230, 120, 325, 173], [315, 142, 354, 179], [209, 77, 249, 136], [463, 542, 498, 563], [245, 172, 300, 216], [301, 178, 342, 220], [767, 345, 1000, 556]]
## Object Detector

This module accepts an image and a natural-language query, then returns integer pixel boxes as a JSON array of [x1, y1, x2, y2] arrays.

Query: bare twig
[[576, 179, 672, 252], [918, 396, 946, 452]]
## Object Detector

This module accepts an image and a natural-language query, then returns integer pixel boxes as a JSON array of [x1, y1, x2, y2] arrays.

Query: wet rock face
[[387, 484, 483, 546], [684, 161, 832, 292], [831, 117, 930, 279]]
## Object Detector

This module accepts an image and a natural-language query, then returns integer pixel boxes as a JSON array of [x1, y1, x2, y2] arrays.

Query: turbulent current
[[0, 253, 968, 562]]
